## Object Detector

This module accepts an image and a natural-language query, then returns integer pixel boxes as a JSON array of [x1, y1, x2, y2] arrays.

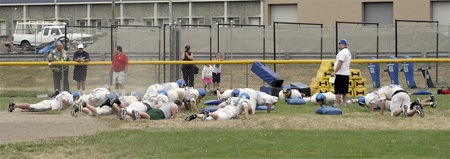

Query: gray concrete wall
[[90, 4, 119, 20], [59, 4, 87, 20], [123, 3, 154, 20], [27, 5, 55, 20], [192, 2, 224, 25]]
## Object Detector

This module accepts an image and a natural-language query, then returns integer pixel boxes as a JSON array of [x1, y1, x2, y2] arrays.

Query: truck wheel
[[21, 41, 31, 51]]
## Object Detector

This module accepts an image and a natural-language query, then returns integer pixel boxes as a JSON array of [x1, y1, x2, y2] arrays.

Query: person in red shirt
[[110, 46, 128, 97]]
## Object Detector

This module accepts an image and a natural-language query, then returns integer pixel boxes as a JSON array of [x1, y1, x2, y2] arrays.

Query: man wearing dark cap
[[331, 39, 351, 106]]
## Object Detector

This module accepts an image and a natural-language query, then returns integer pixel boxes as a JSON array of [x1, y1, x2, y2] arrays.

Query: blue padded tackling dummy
[[315, 105, 342, 115], [200, 105, 219, 114], [286, 98, 306, 105], [204, 100, 223, 105], [255, 105, 275, 110], [411, 90, 432, 95], [251, 62, 284, 87]]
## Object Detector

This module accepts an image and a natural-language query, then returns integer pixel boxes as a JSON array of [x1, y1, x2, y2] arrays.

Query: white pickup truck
[[12, 21, 94, 51]]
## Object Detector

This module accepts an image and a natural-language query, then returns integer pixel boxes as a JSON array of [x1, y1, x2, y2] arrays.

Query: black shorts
[[213, 73, 221, 83], [334, 75, 349, 95], [73, 66, 87, 82]]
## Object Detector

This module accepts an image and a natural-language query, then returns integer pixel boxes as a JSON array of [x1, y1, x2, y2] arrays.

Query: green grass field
[[0, 94, 449, 158]]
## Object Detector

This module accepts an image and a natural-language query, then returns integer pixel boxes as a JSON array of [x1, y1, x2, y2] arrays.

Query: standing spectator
[[331, 39, 351, 106], [202, 64, 214, 94], [46, 41, 70, 92], [212, 53, 223, 90], [73, 44, 90, 95], [110, 46, 128, 97], [181, 45, 194, 87]]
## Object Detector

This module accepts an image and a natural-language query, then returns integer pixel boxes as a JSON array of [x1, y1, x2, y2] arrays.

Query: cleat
[[8, 103, 15, 112], [414, 104, 425, 118], [131, 109, 139, 121], [402, 105, 408, 117], [119, 108, 127, 120], [202, 109, 210, 121], [71, 101, 84, 117], [429, 95, 437, 108], [185, 114, 197, 121], [50, 89, 60, 99]]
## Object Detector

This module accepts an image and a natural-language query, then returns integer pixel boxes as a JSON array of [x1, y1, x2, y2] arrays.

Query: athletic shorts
[[334, 75, 349, 95], [29, 100, 56, 111], [73, 66, 87, 81], [146, 109, 165, 120], [113, 71, 126, 84], [214, 107, 236, 120], [390, 92, 411, 116], [213, 73, 221, 83]]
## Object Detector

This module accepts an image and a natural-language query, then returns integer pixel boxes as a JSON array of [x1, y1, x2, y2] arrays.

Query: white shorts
[[88, 106, 113, 116], [126, 102, 148, 114], [29, 100, 57, 111], [390, 92, 411, 116], [113, 71, 126, 84], [214, 107, 237, 120]]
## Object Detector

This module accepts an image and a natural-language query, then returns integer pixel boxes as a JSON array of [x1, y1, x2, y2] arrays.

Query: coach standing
[[110, 46, 128, 97], [47, 41, 70, 92], [331, 39, 351, 107]]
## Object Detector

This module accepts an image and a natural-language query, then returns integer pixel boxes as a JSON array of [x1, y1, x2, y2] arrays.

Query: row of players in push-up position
[[7, 79, 436, 120]]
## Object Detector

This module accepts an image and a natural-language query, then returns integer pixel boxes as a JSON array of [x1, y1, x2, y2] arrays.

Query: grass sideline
[[0, 94, 449, 158]]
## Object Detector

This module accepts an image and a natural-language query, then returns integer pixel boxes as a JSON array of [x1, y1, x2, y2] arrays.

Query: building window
[[193, 18, 205, 25], [248, 17, 260, 25], [364, 2, 393, 26], [78, 20, 87, 26], [0, 21, 6, 35], [157, 18, 169, 27], [177, 18, 189, 25], [144, 19, 154, 26], [212, 18, 224, 25], [228, 17, 240, 24]]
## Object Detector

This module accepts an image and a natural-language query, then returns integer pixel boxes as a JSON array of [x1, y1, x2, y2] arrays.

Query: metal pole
[[157, 26, 161, 84], [163, 25, 166, 83], [335, 21, 338, 55], [110, 0, 115, 86], [376, 23, 379, 59], [436, 22, 439, 84], [263, 26, 265, 60], [320, 24, 323, 59], [230, 21, 233, 89], [217, 23, 220, 53], [395, 19, 398, 58], [210, 26, 212, 60], [273, 21, 276, 72]]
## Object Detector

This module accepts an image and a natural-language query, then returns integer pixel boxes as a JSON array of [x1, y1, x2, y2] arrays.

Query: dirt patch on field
[[0, 111, 109, 144], [1, 107, 449, 145]]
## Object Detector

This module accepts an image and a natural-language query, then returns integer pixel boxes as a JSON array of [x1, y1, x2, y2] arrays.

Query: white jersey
[[219, 89, 234, 101], [377, 85, 403, 101], [364, 92, 380, 108], [120, 95, 139, 106], [146, 84, 164, 94], [167, 88, 186, 102], [125, 102, 149, 114], [142, 92, 169, 109], [225, 97, 249, 115], [256, 91, 278, 105], [52, 91, 74, 110], [162, 82, 179, 92], [278, 89, 302, 100], [90, 88, 110, 107], [184, 88, 200, 104], [311, 92, 335, 105], [239, 88, 258, 114]]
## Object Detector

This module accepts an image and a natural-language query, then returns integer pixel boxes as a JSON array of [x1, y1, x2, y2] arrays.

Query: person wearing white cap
[[331, 39, 351, 106], [73, 43, 90, 95]]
